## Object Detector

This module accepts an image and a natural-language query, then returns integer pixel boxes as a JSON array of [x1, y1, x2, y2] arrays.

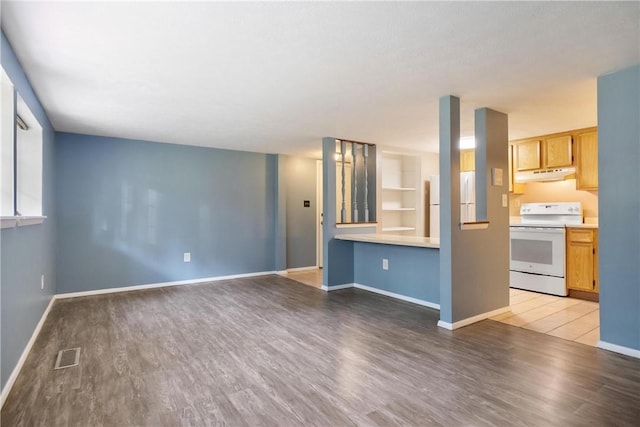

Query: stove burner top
[[516, 202, 583, 227]]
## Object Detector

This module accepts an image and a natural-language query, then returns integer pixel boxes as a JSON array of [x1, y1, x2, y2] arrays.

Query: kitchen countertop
[[335, 234, 440, 249]]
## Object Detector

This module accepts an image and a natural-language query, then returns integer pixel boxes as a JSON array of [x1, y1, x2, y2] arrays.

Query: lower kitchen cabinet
[[566, 228, 598, 294]]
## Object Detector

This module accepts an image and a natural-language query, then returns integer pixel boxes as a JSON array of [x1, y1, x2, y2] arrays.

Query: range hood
[[515, 167, 576, 183]]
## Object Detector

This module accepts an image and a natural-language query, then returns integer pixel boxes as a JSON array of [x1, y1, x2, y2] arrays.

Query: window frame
[[1, 66, 46, 229]]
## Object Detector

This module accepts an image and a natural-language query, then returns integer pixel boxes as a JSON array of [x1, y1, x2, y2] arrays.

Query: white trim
[[276, 270, 288, 276], [437, 320, 455, 330], [353, 283, 440, 310], [1, 296, 55, 409], [316, 159, 323, 269], [438, 306, 511, 330], [1, 216, 46, 229], [0, 218, 18, 229], [286, 266, 318, 273], [335, 223, 377, 229], [597, 341, 640, 359], [55, 271, 276, 299], [335, 233, 440, 249], [320, 283, 354, 291]]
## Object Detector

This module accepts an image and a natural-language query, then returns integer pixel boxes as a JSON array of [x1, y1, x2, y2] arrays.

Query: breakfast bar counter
[[335, 234, 440, 249], [330, 233, 440, 309]]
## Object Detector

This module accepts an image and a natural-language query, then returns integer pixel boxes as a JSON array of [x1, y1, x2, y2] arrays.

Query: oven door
[[510, 226, 565, 277]]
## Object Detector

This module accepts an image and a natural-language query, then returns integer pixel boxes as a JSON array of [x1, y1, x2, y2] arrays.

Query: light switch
[[502, 194, 508, 207]]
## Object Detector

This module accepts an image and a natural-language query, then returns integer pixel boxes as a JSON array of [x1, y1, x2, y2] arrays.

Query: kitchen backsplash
[[509, 179, 598, 221]]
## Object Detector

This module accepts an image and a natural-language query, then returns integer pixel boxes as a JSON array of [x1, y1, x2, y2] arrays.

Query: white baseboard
[[1, 296, 55, 409], [353, 283, 440, 310], [436, 320, 454, 330], [286, 266, 318, 273], [55, 271, 276, 299], [438, 306, 511, 330], [597, 341, 640, 359], [276, 270, 288, 276], [321, 283, 354, 291]]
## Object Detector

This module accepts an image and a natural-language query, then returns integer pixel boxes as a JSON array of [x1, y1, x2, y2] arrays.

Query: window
[[1, 67, 44, 228]]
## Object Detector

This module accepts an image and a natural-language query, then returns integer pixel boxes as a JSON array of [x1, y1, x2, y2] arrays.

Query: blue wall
[[0, 32, 57, 389], [598, 64, 640, 351], [354, 243, 439, 304], [55, 133, 277, 293]]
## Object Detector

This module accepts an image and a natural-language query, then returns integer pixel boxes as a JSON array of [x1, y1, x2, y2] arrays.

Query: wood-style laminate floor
[[3, 275, 640, 426]]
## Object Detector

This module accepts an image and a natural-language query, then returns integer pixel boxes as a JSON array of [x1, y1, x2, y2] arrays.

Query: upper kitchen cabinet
[[543, 135, 573, 168], [515, 140, 541, 171], [511, 127, 597, 191], [514, 135, 572, 171], [575, 129, 598, 190], [460, 149, 475, 172], [508, 144, 524, 194]]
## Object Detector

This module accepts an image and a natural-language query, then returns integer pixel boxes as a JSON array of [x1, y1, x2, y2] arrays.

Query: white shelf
[[382, 226, 416, 232], [382, 186, 416, 191], [379, 150, 422, 237]]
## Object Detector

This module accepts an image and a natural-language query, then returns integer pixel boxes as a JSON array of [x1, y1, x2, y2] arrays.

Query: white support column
[[340, 140, 346, 223], [352, 142, 358, 222], [363, 144, 369, 222]]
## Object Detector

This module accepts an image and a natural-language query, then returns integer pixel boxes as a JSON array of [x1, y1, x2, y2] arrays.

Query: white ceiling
[[2, 1, 639, 158]]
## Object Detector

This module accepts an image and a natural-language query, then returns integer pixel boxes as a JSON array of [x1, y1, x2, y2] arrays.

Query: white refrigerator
[[460, 171, 476, 224], [429, 172, 476, 239], [429, 175, 440, 238]]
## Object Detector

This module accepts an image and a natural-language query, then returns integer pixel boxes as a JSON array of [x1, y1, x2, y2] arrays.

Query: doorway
[[316, 160, 323, 268]]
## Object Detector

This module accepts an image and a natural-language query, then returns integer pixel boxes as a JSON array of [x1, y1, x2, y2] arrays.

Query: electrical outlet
[[41, 274, 44, 290], [183, 252, 191, 263], [502, 194, 508, 208], [382, 259, 389, 270]]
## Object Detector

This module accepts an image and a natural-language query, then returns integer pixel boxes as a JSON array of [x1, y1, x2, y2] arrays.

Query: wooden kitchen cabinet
[[460, 149, 475, 172], [508, 144, 524, 194], [543, 135, 573, 168], [566, 228, 598, 294], [575, 130, 598, 190], [515, 140, 541, 171]]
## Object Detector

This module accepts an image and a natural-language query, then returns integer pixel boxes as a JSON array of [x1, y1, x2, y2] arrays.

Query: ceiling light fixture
[[459, 137, 475, 150]]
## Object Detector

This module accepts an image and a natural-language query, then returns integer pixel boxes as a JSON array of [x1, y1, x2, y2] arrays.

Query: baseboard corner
[[320, 283, 354, 292], [1, 295, 55, 409], [437, 320, 454, 330], [439, 305, 510, 330]]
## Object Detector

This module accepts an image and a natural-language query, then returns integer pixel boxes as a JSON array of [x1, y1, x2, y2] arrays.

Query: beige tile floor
[[285, 271, 600, 347], [491, 288, 600, 347], [284, 268, 323, 289]]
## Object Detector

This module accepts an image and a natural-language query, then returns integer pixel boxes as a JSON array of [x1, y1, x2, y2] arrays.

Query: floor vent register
[[54, 347, 81, 370]]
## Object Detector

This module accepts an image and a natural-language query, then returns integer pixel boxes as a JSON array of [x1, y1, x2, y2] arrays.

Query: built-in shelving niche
[[379, 151, 421, 235]]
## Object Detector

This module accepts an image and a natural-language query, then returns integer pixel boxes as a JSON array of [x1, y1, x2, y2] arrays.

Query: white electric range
[[509, 202, 583, 296]]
